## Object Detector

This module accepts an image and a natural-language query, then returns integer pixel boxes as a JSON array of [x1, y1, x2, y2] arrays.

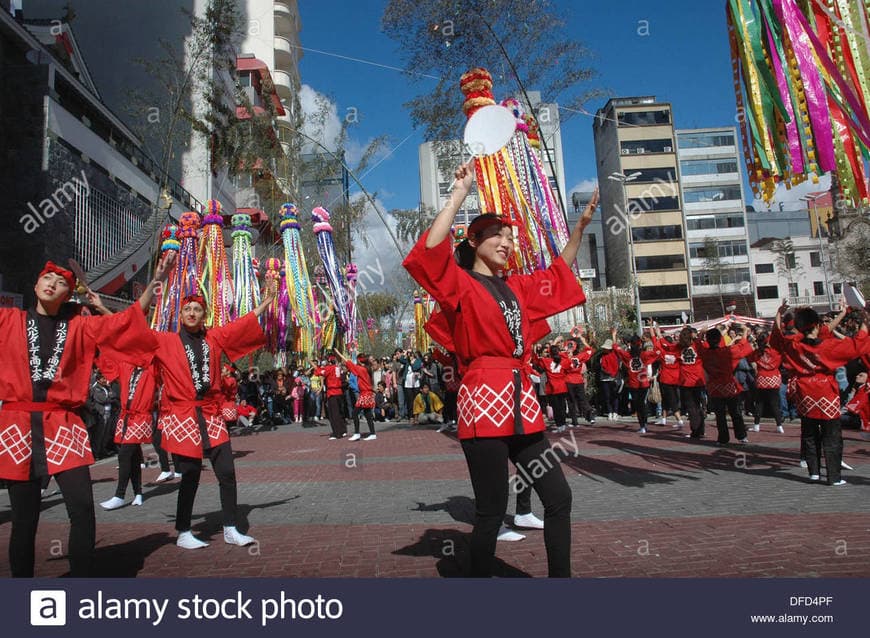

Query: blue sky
[[297, 0, 742, 210]]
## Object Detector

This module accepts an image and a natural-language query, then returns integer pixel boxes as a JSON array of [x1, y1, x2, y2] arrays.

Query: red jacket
[[344, 360, 373, 395], [658, 347, 681, 385], [566, 347, 593, 384], [747, 346, 782, 389], [657, 338, 705, 387], [772, 326, 870, 419], [699, 338, 753, 397], [846, 384, 870, 432], [612, 345, 660, 389], [537, 354, 571, 395], [314, 364, 344, 397], [599, 350, 619, 378]]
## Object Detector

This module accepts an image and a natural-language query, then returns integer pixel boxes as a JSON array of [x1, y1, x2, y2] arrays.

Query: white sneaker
[[799, 460, 808, 468], [809, 474, 820, 481], [776, 425, 784, 433], [831, 479, 847, 486], [99, 496, 125, 510], [841, 460, 853, 471], [656, 418, 667, 426], [177, 531, 209, 549], [638, 427, 647, 434], [223, 526, 256, 546], [513, 513, 544, 529], [132, 494, 143, 506], [752, 424, 760, 432], [155, 471, 174, 483], [348, 433, 361, 441], [496, 526, 525, 542], [328, 436, 338, 440], [363, 434, 377, 441]]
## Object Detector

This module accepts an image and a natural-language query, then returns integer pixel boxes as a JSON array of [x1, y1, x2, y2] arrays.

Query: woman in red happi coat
[[313, 355, 347, 439], [698, 324, 754, 445], [335, 350, 377, 441], [0, 260, 169, 577], [403, 161, 597, 577], [772, 302, 870, 485], [611, 327, 661, 434], [655, 325, 707, 439], [747, 332, 784, 434], [151, 290, 273, 549]]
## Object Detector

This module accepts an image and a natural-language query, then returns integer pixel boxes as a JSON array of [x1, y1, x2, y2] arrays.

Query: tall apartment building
[[675, 127, 754, 319], [592, 96, 691, 324]]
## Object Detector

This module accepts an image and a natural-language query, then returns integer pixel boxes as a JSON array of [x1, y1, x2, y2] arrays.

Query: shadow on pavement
[[188, 496, 301, 537]]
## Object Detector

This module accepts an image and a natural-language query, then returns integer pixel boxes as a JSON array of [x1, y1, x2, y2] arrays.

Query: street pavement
[[1, 415, 869, 578]]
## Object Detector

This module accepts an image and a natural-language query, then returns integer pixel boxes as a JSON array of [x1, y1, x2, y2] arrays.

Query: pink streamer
[[765, 13, 804, 173]]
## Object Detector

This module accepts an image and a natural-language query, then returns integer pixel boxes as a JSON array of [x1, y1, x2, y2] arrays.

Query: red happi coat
[[100, 359, 158, 445], [699, 338, 754, 398], [403, 229, 585, 439], [0, 304, 156, 480], [566, 346, 593, 385], [612, 345, 660, 389], [747, 347, 783, 390], [845, 384, 870, 432], [772, 326, 870, 419], [536, 354, 571, 395], [314, 364, 344, 397], [658, 348, 681, 385], [152, 313, 266, 458], [345, 360, 374, 408], [657, 338, 705, 387]]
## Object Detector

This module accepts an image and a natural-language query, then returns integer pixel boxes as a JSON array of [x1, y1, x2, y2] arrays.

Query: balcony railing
[[788, 295, 832, 308]]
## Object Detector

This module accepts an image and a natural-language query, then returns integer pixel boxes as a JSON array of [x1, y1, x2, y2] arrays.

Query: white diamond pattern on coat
[[0, 424, 32, 465], [159, 415, 201, 446], [116, 419, 152, 442], [45, 424, 90, 466], [797, 395, 840, 419], [472, 382, 513, 429]]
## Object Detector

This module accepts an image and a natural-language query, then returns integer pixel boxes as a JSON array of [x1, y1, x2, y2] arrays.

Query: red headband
[[39, 261, 75, 292], [182, 294, 206, 308], [468, 214, 514, 236]]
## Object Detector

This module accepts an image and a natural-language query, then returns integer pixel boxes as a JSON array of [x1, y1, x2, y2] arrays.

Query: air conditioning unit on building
[[621, 148, 630, 155], [636, 148, 645, 153], [663, 146, 673, 152]]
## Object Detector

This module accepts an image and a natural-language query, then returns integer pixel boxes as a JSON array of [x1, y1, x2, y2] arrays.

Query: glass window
[[691, 268, 750, 286], [788, 283, 799, 297], [619, 139, 673, 154], [689, 240, 748, 259], [755, 263, 774, 274], [813, 281, 825, 296], [629, 168, 678, 184], [632, 225, 683, 241], [627, 196, 679, 213], [682, 185, 743, 203], [635, 254, 685, 271], [617, 109, 671, 126], [679, 159, 739, 176], [786, 254, 796, 269], [677, 133, 735, 148], [810, 252, 821, 267], [756, 285, 779, 299], [833, 283, 843, 294], [686, 215, 744, 231], [638, 284, 688, 301]]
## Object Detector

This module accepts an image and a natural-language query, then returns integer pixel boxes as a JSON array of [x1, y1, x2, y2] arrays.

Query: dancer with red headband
[[150, 287, 274, 549], [0, 257, 172, 576], [404, 162, 597, 577]]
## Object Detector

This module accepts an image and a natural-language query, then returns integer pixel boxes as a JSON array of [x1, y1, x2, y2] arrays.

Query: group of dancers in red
[[3, 161, 869, 578]]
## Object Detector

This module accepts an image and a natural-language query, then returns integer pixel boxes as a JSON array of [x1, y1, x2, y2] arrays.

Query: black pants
[[710, 395, 747, 443], [403, 387, 417, 419], [661, 383, 680, 415], [548, 393, 567, 427], [443, 391, 458, 423], [801, 417, 843, 484], [629, 387, 649, 427], [352, 406, 375, 435], [7, 465, 94, 577], [753, 388, 783, 426], [566, 383, 593, 424], [462, 432, 571, 577], [326, 395, 347, 437], [515, 477, 532, 516], [681, 386, 706, 438], [115, 444, 143, 498], [600, 380, 619, 415], [152, 422, 173, 472], [174, 442, 238, 532]]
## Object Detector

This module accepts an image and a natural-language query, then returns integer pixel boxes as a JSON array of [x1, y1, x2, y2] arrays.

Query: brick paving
[[1, 417, 869, 577]]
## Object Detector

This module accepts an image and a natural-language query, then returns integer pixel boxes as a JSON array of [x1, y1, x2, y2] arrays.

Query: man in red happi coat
[[150, 289, 273, 549], [0, 259, 171, 576]]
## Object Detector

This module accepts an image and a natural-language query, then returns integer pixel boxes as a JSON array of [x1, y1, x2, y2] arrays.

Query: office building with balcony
[[676, 127, 754, 318], [592, 96, 691, 324], [751, 236, 845, 316], [0, 8, 194, 300]]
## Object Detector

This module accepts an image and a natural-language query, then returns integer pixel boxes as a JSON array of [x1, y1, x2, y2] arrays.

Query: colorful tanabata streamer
[[728, 0, 870, 205], [279, 203, 317, 357], [344, 263, 359, 349], [230, 213, 261, 319], [413, 290, 431, 352], [262, 257, 290, 361], [151, 223, 181, 332], [458, 68, 571, 275], [312, 206, 352, 336], [152, 212, 201, 332], [196, 200, 234, 328]]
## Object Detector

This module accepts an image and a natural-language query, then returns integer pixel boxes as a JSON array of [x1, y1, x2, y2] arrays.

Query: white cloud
[[569, 178, 598, 194], [299, 84, 342, 153], [348, 192, 406, 293], [750, 173, 831, 211]]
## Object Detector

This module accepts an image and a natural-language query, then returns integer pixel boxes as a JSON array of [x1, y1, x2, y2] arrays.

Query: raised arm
[[138, 252, 176, 311], [426, 162, 475, 248], [560, 187, 598, 268]]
